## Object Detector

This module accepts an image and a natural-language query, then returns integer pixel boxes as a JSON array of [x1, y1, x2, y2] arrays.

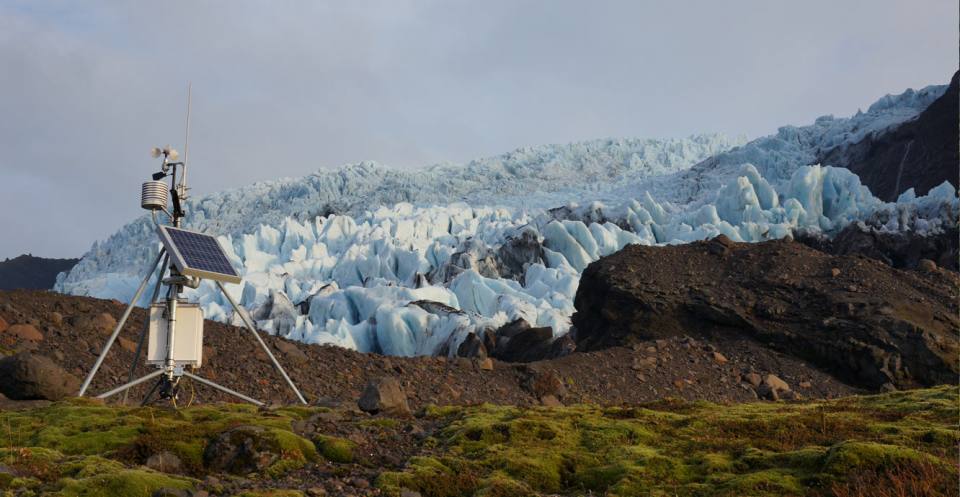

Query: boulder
[[0, 353, 80, 400], [496, 227, 544, 280], [3, 324, 43, 342], [0, 316, 8, 334], [456, 332, 488, 359], [573, 239, 960, 390], [493, 325, 554, 362], [358, 376, 410, 415], [92, 313, 117, 335], [203, 425, 282, 475], [757, 374, 791, 400], [517, 365, 567, 401], [274, 340, 308, 363], [146, 451, 183, 474]]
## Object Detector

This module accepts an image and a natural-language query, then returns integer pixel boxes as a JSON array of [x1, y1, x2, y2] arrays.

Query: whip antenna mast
[[179, 83, 192, 203]]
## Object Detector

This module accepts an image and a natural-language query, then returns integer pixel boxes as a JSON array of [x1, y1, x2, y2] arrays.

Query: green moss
[[358, 418, 401, 429], [475, 472, 535, 497], [57, 467, 194, 497], [314, 435, 354, 463], [1, 386, 957, 497], [378, 386, 959, 497], [821, 441, 932, 475], [235, 490, 305, 497]]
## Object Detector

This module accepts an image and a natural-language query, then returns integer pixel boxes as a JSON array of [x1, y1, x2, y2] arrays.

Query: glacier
[[56, 82, 958, 357]]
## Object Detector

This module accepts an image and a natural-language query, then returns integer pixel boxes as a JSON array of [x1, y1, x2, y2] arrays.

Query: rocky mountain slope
[[573, 236, 959, 390], [816, 71, 959, 201], [0, 254, 78, 290]]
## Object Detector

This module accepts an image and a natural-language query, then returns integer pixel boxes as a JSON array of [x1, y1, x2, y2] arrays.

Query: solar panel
[[157, 226, 242, 283]]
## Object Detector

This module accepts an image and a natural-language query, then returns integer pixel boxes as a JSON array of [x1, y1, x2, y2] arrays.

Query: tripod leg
[[94, 369, 165, 400], [183, 372, 264, 406], [215, 281, 308, 405], [78, 249, 165, 397], [140, 376, 164, 406], [122, 254, 169, 405]]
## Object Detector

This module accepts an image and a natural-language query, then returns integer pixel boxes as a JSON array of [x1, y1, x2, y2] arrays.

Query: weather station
[[77, 90, 306, 407]]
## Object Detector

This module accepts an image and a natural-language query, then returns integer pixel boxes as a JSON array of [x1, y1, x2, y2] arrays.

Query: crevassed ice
[[56, 83, 958, 357]]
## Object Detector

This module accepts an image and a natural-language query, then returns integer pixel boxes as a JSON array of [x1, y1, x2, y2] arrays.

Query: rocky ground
[[0, 286, 859, 411]]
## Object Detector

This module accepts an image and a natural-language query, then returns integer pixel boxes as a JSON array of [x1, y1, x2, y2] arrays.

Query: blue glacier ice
[[55, 83, 958, 357]]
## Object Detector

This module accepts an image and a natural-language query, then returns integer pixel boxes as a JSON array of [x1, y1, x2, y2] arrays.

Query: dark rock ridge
[[797, 225, 959, 271], [0, 254, 79, 290], [816, 71, 958, 201], [572, 236, 959, 390]]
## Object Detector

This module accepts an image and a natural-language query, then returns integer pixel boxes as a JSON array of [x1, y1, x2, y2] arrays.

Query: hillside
[[0, 255, 78, 290]]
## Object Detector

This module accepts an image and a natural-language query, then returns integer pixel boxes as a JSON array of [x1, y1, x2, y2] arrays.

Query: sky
[[0, 1, 956, 260]]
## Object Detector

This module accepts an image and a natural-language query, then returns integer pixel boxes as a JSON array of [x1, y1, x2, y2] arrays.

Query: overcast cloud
[[0, 0, 956, 259]]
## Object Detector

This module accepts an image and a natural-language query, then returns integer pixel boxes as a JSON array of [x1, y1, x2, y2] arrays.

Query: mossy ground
[[378, 386, 959, 497], [0, 387, 956, 497]]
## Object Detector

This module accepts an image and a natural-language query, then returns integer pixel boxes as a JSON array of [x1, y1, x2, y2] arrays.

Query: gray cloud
[[0, 0, 956, 258]]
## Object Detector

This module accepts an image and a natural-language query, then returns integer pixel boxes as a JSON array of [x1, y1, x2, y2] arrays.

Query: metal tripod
[[78, 248, 307, 406]]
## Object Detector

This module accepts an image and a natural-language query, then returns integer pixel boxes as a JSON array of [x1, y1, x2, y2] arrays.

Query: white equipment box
[[147, 303, 204, 367]]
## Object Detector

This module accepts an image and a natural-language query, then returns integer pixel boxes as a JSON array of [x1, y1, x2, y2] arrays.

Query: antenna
[[179, 83, 192, 202]]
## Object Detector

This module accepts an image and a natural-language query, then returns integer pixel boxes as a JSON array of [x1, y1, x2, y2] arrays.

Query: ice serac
[[56, 80, 959, 357]]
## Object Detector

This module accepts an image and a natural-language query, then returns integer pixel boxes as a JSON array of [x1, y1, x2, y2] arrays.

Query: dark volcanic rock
[[493, 326, 554, 362], [358, 376, 410, 415], [816, 71, 958, 201], [797, 225, 958, 271], [0, 352, 80, 400], [572, 237, 959, 389], [496, 227, 545, 280]]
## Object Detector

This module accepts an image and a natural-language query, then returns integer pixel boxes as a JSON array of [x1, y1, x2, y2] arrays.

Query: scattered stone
[[358, 376, 411, 415], [830, 267, 841, 278], [757, 374, 791, 400], [306, 487, 328, 497], [540, 394, 561, 407], [479, 357, 494, 371], [49, 312, 63, 326], [711, 352, 728, 364], [92, 312, 117, 335], [0, 316, 8, 334], [118, 337, 138, 353], [146, 451, 183, 474], [0, 353, 80, 400], [743, 372, 762, 387], [274, 339, 308, 363], [203, 425, 282, 475], [918, 259, 937, 273], [400, 490, 423, 497], [517, 365, 567, 400], [3, 323, 44, 342], [798, 381, 812, 389], [632, 356, 657, 370]]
